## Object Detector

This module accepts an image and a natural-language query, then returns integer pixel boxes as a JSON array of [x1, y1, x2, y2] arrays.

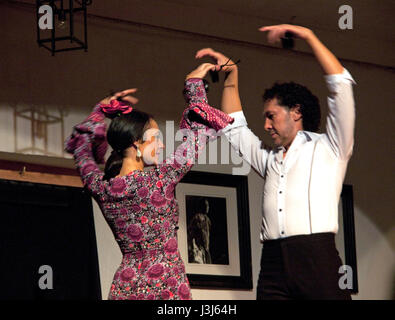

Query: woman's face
[[139, 119, 165, 166]]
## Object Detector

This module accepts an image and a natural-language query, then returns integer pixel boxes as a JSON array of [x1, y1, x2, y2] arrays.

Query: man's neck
[[283, 128, 303, 158], [282, 131, 301, 158], [282, 142, 292, 159]]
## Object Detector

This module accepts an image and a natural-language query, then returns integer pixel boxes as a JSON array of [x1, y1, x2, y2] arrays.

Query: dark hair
[[103, 109, 153, 180], [262, 82, 321, 132], [192, 197, 209, 215]]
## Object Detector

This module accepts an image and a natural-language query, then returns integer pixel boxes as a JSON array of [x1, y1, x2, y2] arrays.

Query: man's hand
[[259, 24, 314, 44], [259, 24, 343, 75], [195, 48, 237, 73]]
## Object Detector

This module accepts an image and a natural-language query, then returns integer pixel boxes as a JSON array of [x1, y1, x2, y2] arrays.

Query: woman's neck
[[118, 157, 144, 176]]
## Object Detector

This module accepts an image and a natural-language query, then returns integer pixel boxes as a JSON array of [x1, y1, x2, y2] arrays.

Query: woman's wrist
[[184, 77, 204, 84]]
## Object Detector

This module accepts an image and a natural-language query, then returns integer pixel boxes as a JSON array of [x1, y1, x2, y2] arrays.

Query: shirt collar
[[274, 131, 309, 161]]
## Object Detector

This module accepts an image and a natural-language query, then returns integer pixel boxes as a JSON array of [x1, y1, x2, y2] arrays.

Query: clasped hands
[[100, 24, 313, 106], [101, 49, 236, 106]]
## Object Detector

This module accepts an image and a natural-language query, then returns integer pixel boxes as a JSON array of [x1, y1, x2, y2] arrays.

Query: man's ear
[[291, 104, 302, 122]]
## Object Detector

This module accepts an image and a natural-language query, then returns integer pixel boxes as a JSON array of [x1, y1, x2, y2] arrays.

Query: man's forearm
[[221, 68, 243, 114], [306, 31, 344, 75]]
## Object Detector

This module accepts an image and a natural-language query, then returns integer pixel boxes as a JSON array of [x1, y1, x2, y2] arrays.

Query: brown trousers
[[256, 232, 352, 300]]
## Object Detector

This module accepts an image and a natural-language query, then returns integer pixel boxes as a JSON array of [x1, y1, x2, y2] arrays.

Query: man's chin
[[271, 138, 282, 147]]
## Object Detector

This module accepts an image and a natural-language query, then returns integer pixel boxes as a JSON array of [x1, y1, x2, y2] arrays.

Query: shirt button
[[281, 175, 284, 178], [279, 209, 282, 212], [279, 191, 282, 194], [281, 231, 285, 235]]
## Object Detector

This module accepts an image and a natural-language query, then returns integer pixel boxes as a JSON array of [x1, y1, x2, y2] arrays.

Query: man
[[196, 24, 355, 300]]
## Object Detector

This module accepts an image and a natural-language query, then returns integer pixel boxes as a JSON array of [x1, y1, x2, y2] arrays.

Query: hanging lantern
[[36, 0, 92, 56]]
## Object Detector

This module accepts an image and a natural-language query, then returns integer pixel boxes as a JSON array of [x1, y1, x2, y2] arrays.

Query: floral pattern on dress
[[65, 78, 233, 300]]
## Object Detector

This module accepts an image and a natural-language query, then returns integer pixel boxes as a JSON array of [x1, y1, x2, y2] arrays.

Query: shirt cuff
[[324, 68, 356, 93], [220, 110, 248, 133]]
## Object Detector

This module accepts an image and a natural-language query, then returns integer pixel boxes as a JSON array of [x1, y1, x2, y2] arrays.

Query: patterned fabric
[[181, 78, 234, 131], [65, 78, 233, 300]]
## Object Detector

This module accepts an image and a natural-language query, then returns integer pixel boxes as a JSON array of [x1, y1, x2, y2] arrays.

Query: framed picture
[[176, 171, 252, 289], [336, 184, 359, 294]]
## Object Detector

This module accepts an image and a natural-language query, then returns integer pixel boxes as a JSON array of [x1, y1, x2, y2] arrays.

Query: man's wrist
[[227, 65, 238, 74], [224, 67, 238, 85], [304, 29, 317, 45]]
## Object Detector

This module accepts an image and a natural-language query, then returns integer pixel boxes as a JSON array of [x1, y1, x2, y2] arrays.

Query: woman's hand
[[100, 88, 139, 105], [195, 48, 237, 73], [258, 24, 314, 44], [185, 63, 217, 80]]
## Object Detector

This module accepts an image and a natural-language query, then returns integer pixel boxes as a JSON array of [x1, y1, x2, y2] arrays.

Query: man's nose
[[264, 118, 271, 131]]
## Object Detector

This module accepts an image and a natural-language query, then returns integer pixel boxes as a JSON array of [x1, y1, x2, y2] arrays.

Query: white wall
[[0, 3, 393, 300], [352, 207, 395, 299]]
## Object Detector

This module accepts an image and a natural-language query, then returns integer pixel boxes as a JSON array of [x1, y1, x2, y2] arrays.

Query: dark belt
[[263, 232, 335, 249]]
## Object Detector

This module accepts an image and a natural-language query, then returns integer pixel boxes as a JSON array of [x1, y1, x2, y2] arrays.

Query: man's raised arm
[[195, 48, 242, 114], [260, 24, 356, 159]]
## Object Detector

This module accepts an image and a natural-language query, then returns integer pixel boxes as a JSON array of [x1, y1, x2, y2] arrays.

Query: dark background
[[0, 179, 101, 300]]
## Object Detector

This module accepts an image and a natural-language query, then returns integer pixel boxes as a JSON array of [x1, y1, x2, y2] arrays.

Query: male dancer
[[196, 24, 355, 299]]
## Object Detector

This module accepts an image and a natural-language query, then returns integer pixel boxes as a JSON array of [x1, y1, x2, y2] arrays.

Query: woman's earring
[[136, 148, 142, 158]]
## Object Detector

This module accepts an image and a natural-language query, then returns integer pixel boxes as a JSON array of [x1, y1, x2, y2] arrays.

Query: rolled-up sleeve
[[221, 111, 269, 176], [324, 68, 356, 160]]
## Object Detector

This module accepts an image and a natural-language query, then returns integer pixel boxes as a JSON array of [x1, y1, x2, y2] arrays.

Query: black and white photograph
[[186, 195, 229, 266], [176, 171, 252, 289]]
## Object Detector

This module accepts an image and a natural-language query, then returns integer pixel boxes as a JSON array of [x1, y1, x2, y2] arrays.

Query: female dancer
[[65, 62, 233, 300]]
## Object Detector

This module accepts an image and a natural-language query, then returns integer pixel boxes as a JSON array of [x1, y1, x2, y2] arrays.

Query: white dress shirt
[[222, 69, 356, 241]]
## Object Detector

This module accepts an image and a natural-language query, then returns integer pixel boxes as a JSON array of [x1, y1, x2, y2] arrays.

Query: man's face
[[263, 98, 300, 149]]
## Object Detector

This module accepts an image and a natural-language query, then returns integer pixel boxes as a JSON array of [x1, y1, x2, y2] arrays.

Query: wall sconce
[[14, 106, 67, 157], [36, 0, 93, 56]]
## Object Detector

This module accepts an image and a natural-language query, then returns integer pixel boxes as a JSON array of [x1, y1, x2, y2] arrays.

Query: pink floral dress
[[65, 79, 233, 300]]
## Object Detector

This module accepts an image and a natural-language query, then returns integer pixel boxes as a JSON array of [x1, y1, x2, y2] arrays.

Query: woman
[[65, 62, 233, 300]]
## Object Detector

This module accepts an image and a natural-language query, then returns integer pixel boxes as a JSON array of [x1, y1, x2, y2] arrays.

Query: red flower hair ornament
[[100, 99, 133, 118]]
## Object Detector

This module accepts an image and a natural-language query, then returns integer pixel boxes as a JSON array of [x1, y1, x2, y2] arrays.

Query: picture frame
[[336, 184, 359, 294], [176, 171, 252, 289]]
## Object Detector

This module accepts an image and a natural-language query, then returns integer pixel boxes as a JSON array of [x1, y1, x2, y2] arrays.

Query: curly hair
[[262, 82, 321, 132]]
